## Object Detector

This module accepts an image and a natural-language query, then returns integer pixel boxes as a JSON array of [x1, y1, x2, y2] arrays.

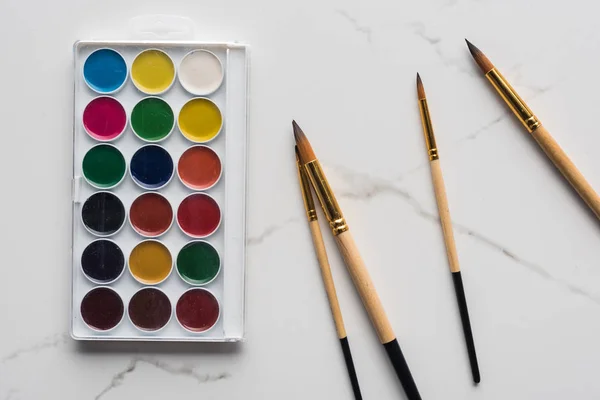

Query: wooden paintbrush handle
[[334, 230, 421, 399], [333, 230, 395, 343], [532, 126, 600, 218], [309, 220, 347, 339], [308, 221, 364, 399], [430, 159, 460, 273], [430, 160, 480, 383]]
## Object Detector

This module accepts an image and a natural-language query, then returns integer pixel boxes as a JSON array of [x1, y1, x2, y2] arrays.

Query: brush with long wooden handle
[[294, 121, 422, 400], [466, 39, 600, 220], [417, 73, 480, 384], [295, 146, 363, 400]]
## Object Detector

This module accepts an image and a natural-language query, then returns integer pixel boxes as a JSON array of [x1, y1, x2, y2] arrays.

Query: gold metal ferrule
[[418, 98, 439, 161], [486, 68, 541, 133], [304, 160, 349, 236], [295, 149, 317, 221]]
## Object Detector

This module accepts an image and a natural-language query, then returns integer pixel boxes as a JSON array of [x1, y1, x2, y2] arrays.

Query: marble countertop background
[[2, 0, 600, 398]]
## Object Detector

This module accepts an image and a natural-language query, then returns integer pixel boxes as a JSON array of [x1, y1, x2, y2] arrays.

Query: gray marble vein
[[329, 164, 600, 304], [455, 75, 568, 143], [247, 217, 301, 246], [454, 225, 600, 304], [521, 75, 568, 101], [441, 0, 459, 9], [395, 162, 429, 181], [3, 389, 18, 400], [95, 359, 230, 400], [461, 112, 509, 142], [1, 333, 69, 364], [507, 63, 567, 97], [409, 22, 441, 45], [335, 10, 373, 43], [408, 22, 474, 76], [448, 79, 561, 146]]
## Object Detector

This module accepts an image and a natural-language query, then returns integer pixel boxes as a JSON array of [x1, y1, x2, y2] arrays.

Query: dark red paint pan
[[80, 287, 124, 331], [128, 287, 172, 332], [129, 192, 174, 237], [176, 193, 221, 238], [175, 288, 220, 333]]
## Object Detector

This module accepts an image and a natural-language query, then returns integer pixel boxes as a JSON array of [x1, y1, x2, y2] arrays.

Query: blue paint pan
[[83, 48, 128, 94]]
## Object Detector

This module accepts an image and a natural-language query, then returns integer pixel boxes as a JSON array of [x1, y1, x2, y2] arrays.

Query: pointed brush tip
[[292, 120, 301, 141], [293, 119, 305, 133], [291, 121, 316, 161], [464, 39, 493, 73], [416, 72, 425, 99], [465, 39, 479, 56]]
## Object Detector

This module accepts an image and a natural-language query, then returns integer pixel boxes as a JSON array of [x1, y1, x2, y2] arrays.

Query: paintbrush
[[295, 146, 363, 400], [466, 39, 600, 220], [293, 121, 422, 400], [416, 73, 481, 384]]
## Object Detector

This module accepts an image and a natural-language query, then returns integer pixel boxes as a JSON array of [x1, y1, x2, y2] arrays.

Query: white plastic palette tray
[[71, 40, 248, 342]]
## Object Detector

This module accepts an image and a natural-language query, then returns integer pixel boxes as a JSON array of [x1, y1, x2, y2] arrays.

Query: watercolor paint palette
[[71, 41, 248, 342]]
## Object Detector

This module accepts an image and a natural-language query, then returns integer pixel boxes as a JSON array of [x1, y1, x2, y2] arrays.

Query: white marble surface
[[2, 0, 600, 399]]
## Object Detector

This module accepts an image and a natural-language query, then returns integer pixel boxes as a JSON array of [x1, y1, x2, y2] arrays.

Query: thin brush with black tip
[[294, 121, 422, 400], [416, 73, 481, 384], [295, 146, 363, 400], [465, 39, 600, 221]]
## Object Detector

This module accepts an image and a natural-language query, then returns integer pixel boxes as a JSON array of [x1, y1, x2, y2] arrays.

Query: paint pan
[[178, 50, 224, 96], [129, 192, 174, 237], [81, 239, 125, 284], [128, 287, 172, 332], [176, 241, 221, 285], [130, 145, 174, 189], [131, 49, 176, 95], [177, 98, 223, 143], [81, 192, 126, 237], [83, 48, 127, 94], [177, 193, 221, 238], [80, 287, 124, 331], [83, 96, 127, 141], [175, 288, 220, 333], [128, 240, 173, 285], [131, 97, 175, 142], [82, 144, 126, 189], [177, 145, 222, 190]]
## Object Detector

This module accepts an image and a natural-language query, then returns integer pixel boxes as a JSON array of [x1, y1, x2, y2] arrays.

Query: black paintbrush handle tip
[[383, 339, 422, 400], [452, 271, 481, 384], [339, 337, 363, 400]]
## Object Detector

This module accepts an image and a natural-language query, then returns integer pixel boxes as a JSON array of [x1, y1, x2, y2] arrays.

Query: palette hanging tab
[[71, 40, 248, 342]]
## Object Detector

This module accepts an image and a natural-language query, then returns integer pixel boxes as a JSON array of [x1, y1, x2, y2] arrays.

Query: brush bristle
[[416, 73, 426, 100], [292, 120, 317, 162], [465, 39, 494, 73]]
